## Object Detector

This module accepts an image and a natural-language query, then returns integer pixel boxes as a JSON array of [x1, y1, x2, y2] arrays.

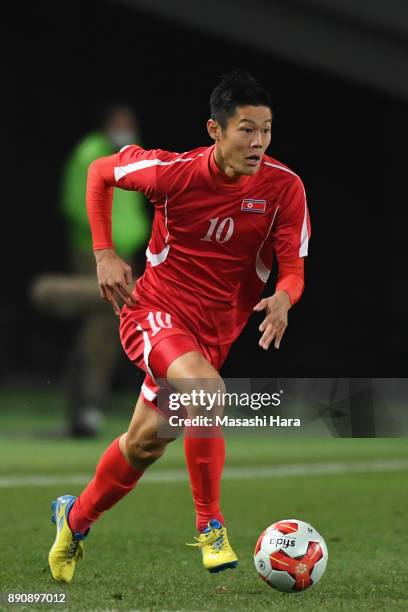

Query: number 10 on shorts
[[147, 311, 172, 336]]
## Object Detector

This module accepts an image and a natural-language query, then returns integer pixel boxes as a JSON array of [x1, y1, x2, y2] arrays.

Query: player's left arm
[[254, 175, 311, 350], [254, 258, 304, 349]]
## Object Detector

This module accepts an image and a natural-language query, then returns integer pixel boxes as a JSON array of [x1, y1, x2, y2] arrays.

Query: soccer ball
[[254, 519, 328, 592]]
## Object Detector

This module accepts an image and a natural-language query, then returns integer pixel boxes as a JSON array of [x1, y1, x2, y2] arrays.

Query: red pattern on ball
[[272, 521, 299, 534], [268, 541, 324, 591]]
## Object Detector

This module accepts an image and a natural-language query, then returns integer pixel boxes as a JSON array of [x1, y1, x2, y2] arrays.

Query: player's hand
[[94, 248, 137, 315], [253, 291, 291, 350]]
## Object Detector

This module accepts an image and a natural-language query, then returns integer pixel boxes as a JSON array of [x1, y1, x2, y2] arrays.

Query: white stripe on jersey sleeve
[[263, 161, 298, 176], [264, 161, 309, 257], [114, 156, 196, 181], [299, 184, 309, 257]]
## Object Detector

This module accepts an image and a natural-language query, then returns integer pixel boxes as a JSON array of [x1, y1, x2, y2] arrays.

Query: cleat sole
[[209, 560, 238, 573]]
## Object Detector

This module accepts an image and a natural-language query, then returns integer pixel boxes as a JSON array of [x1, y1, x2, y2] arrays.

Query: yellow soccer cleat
[[48, 495, 87, 583], [187, 519, 238, 573]]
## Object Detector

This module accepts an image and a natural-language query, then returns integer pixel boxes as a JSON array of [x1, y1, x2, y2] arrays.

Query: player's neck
[[212, 148, 242, 182]]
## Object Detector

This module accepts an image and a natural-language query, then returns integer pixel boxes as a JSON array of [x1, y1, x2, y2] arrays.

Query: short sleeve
[[273, 176, 311, 262]]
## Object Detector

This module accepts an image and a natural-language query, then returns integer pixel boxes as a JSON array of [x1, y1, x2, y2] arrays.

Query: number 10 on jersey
[[201, 217, 234, 243]]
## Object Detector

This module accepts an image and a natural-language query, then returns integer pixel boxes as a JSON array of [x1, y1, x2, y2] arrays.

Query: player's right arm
[[86, 145, 175, 314]]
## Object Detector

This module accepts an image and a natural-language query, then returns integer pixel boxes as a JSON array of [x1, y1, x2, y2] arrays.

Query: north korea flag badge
[[241, 199, 266, 213]]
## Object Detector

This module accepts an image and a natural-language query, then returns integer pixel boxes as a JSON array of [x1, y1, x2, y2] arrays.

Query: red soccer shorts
[[119, 303, 231, 412]]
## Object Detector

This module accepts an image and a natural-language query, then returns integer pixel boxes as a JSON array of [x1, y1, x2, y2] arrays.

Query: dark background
[[3, 0, 408, 389]]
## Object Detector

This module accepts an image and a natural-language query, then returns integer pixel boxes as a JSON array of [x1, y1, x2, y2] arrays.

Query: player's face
[[208, 105, 272, 178]]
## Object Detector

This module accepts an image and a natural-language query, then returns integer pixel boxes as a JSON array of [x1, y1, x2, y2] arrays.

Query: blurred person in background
[[31, 102, 150, 437]]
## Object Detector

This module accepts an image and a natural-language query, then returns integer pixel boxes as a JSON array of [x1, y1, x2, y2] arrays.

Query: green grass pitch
[[0, 389, 407, 611]]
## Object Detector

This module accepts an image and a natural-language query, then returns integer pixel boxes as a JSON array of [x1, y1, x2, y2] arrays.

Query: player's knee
[[186, 377, 226, 417], [180, 376, 225, 396], [202, 377, 226, 400]]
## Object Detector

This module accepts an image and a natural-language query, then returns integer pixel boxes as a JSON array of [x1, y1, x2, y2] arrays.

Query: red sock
[[68, 437, 143, 534], [184, 433, 225, 532]]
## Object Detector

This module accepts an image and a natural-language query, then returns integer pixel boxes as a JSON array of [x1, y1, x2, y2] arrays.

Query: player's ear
[[207, 119, 220, 142]]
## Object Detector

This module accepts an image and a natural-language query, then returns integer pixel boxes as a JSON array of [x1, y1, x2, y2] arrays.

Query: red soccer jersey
[[95, 144, 310, 345]]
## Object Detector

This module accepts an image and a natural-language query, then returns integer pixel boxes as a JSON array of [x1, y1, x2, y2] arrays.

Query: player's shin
[[68, 436, 143, 534], [184, 432, 226, 532]]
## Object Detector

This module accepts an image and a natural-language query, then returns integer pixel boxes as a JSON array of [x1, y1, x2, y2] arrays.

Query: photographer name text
[[168, 415, 301, 428]]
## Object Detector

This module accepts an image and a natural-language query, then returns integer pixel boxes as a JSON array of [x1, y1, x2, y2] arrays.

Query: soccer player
[[48, 70, 310, 583]]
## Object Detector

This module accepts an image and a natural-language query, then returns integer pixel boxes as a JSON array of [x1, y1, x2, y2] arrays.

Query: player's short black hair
[[210, 70, 272, 128]]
